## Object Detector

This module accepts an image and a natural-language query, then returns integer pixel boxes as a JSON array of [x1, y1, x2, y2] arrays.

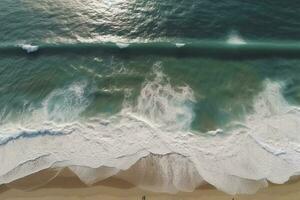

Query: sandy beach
[[0, 168, 299, 200]]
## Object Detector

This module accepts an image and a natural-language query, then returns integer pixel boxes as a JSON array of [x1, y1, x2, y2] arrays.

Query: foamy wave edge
[[1, 80, 300, 195]]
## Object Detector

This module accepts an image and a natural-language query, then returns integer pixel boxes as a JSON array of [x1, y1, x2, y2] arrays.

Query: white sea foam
[[1, 74, 300, 195], [131, 64, 195, 130], [175, 43, 185, 48], [116, 42, 129, 49], [207, 128, 223, 136], [38, 81, 90, 123], [227, 32, 246, 45], [21, 44, 39, 53]]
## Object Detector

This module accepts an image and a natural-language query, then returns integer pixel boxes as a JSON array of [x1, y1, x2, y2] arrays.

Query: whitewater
[[1, 66, 300, 195]]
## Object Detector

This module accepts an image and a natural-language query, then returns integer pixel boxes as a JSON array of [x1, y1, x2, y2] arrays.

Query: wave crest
[[1, 79, 300, 195], [132, 63, 195, 131]]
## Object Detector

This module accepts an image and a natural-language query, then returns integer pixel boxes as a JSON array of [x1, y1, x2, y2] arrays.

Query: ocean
[[1, 0, 300, 195]]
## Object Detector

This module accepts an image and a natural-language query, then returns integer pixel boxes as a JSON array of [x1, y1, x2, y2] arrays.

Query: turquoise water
[[1, 0, 300, 132], [2, 54, 300, 132], [3, 1, 300, 194]]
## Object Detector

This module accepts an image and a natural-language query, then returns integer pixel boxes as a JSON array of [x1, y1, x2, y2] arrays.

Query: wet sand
[[0, 168, 299, 200]]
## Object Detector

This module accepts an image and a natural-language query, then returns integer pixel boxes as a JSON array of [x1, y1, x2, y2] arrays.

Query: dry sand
[[0, 168, 300, 200]]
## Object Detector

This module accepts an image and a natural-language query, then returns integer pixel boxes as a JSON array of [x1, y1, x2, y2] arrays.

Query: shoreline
[[1, 168, 300, 200]]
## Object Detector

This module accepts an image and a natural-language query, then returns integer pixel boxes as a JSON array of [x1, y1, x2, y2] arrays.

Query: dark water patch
[[3, 41, 300, 59]]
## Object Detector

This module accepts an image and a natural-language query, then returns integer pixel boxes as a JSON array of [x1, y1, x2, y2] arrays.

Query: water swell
[[2, 41, 300, 58]]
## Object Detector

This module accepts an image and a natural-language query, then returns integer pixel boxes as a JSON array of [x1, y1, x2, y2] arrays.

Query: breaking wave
[[227, 31, 246, 45], [1, 68, 300, 195]]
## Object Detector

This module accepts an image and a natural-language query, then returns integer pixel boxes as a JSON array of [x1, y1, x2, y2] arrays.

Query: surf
[[1, 66, 300, 195]]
